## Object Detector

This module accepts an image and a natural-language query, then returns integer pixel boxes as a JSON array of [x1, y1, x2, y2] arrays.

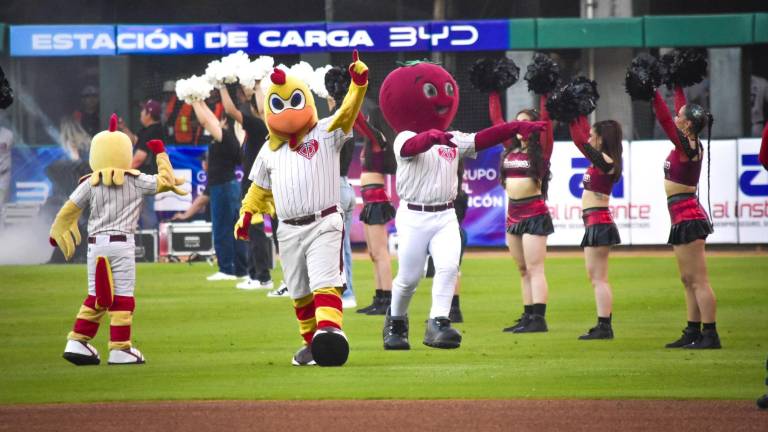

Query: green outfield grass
[[0, 256, 766, 404]]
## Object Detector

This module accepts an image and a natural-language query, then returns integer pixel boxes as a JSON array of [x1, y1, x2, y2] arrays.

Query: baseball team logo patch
[[298, 139, 319, 160], [438, 147, 457, 162]]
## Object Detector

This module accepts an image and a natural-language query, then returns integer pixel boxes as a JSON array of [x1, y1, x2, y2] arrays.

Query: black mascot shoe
[[311, 327, 349, 366], [512, 314, 548, 333], [665, 327, 701, 348], [578, 322, 614, 340], [423, 317, 462, 349], [683, 329, 721, 350], [383, 308, 410, 350]]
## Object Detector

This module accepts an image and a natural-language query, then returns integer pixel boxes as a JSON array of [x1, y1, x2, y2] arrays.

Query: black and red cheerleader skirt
[[359, 184, 396, 225], [506, 195, 554, 236], [580, 207, 621, 247], [667, 193, 713, 245]]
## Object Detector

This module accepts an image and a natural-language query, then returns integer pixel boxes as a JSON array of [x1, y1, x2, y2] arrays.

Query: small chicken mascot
[[235, 50, 367, 367], [50, 114, 186, 365]]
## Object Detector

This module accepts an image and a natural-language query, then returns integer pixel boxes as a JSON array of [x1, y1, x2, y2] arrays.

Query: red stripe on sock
[[313, 293, 341, 310], [82, 295, 97, 309], [302, 331, 314, 345], [110, 295, 135, 312], [73, 319, 99, 338], [295, 302, 315, 321], [110, 325, 131, 342]]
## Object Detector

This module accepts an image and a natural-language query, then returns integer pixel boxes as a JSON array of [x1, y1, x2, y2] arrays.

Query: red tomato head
[[379, 62, 459, 133]]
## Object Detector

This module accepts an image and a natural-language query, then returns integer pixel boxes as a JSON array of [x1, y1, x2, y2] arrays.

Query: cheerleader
[[568, 116, 623, 339]]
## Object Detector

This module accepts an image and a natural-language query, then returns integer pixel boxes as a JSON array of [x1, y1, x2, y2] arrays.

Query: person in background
[[191, 99, 248, 281], [194, 91, 224, 146], [220, 81, 275, 290], [172, 156, 211, 222], [0, 115, 13, 205], [121, 99, 164, 230], [751, 75, 768, 137], [73, 85, 100, 137], [59, 117, 91, 161], [328, 95, 357, 310], [355, 107, 397, 316]]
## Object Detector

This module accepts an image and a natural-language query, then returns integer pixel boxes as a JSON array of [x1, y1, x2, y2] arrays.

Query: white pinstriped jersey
[[69, 173, 157, 235], [393, 130, 477, 204], [249, 117, 351, 221]]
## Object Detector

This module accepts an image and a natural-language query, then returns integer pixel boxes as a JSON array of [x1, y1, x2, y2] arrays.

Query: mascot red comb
[[378, 60, 546, 350]]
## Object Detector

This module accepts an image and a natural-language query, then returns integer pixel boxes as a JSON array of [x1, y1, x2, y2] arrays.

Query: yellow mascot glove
[[328, 49, 368, 134], [148, 140, 187, 196], [235, 184, 275, 240], [49, 200, 83, 260]]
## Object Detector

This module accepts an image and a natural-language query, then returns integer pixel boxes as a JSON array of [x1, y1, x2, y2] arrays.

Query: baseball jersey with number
[[249, 117, 352, 221], [69, 173, 158, 236], [393, 130, 477, 205]]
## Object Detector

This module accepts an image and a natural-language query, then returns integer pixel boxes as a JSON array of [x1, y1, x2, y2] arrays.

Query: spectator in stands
[[73, 85, 100, 137], [751, 74, 768, 137], [0, 114, 12, 205], [172, 155, 211, 222], [120, 99, 165, 229], [220, 82, 275, 290], [191, 99, 248, 281], [59, 117, 91, 161]]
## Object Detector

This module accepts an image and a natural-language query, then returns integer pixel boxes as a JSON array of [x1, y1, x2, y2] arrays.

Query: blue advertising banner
[[10, 20, 514, 56], [10, 25, 116, 57], [326, 21, 430, 52], [222, 22, 335, 54], [461, 145, 506, 247], [429, 19, 509, 52], [116, 25, 222, 55]]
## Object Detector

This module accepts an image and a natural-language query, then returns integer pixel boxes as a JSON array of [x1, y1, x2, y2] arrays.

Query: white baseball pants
[[391, 206, 460, 318], [277, 211, 345, 300]]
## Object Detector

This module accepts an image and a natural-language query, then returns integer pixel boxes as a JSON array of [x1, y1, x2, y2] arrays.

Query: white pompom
[[205, 50, 252, 86], [310, 65, 333, 99], [175, 75, 213, 104]]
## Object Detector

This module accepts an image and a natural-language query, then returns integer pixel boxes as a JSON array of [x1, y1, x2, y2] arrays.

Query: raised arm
[[568, 116, 613, 173], [219, 84, 244, 125], [488, 91, 514, 148], [328, 50, 368, 134], [191, 100, 223, 143], [539, 94, 554, 160], [673, 86, 687, 115], [652, 89, 682, 147]]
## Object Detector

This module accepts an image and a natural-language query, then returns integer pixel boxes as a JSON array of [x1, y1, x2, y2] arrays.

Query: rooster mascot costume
[[51, 114, 186, 365], [235, 51, 367, 367]]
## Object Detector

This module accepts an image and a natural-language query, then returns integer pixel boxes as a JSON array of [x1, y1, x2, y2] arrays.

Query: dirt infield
[[1, 400, 764, 432]]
